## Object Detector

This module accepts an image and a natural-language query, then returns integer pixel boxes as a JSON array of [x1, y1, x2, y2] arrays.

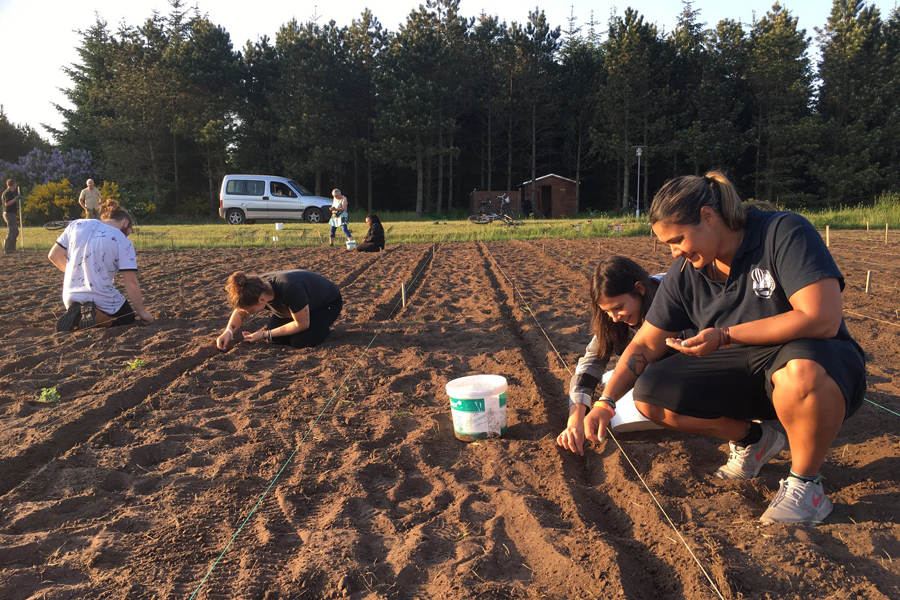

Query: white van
[[218, 174, 335, 224]]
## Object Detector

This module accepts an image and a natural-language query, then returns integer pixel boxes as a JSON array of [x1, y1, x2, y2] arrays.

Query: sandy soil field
[[0, 231, 898, 600]]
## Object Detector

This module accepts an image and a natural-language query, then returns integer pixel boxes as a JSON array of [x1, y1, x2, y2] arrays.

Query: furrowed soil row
[[0, 343, 222, 497]]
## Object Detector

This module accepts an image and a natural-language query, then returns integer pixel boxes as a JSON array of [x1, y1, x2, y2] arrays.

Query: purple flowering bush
[[0, 148, 97, 192]]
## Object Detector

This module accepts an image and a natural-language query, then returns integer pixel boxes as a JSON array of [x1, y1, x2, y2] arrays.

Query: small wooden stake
[[179, 278, 186, 312], [401, 283, 406, 307], [886, 223, 890, 245], [865, 271, 872, 294], [826, 225, 830, 247], [654, 238, 658, 251]]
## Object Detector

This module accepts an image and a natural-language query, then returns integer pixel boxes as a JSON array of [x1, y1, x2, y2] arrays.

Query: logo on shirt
[[751, 267, 776, 299]]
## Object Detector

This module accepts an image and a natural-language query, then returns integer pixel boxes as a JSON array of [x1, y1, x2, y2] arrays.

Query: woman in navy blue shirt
[[584, 171, 865, 525]]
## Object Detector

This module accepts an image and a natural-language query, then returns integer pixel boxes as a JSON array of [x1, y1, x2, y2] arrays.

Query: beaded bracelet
[[593, 398, 616, 416]]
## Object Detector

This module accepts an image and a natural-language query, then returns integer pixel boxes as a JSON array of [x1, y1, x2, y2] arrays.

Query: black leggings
[[266, 295, 343, 348]]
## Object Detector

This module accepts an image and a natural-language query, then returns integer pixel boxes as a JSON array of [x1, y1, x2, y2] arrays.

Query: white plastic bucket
[[446, 375, 508, 441], [275, 222, 284, 230], [346, 239, 357, 250]]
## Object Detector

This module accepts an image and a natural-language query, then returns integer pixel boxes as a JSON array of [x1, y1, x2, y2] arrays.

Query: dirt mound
[[0, 232, 898, 599]]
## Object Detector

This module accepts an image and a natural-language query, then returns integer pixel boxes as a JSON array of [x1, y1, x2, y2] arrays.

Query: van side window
[[245, 180, 265, 196], [225, 180, 265, 196], [270, 182, 296, 197]]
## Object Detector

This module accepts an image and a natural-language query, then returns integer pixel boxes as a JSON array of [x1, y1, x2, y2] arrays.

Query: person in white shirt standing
[[78, 179, 103, 219], [48, 199, 154, 331]]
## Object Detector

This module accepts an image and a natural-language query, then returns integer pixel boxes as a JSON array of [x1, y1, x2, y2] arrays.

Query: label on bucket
[[450, 392, 507, 440]]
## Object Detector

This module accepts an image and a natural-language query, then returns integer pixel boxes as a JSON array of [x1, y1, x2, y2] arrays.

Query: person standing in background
[[79, 179, 103, 219], [2, 179, 20, 254], [328, 188, 354, 247]]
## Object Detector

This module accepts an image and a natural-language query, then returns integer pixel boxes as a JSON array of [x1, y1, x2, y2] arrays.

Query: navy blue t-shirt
[[263, 270, 340, 315], [646, 209, 855, 344]]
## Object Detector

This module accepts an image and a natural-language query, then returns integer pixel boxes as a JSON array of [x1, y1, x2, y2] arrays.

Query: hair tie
[[703, 175, 714, 185]]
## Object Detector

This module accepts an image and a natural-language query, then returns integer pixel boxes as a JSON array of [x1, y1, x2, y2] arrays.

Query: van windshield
[[288, 180, 311, 196]]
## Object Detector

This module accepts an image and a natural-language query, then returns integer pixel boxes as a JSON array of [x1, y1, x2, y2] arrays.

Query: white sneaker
[[713, 422, 786, 480], [760, 477, 833, 524]]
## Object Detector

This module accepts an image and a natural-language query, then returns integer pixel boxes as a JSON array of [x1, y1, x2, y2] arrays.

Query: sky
[[0, 0, 896, 140]]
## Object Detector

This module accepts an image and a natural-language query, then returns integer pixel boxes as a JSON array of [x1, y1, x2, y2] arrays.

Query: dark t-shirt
[[1, 189, 17, 214], [364, 222, 385, 247], [263, 270, 340, 315], [646, 209, 856, 345]]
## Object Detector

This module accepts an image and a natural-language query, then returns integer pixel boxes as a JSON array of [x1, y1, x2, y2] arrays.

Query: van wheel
[[226, 208, 246, 225], [304, 208, 325, 223]]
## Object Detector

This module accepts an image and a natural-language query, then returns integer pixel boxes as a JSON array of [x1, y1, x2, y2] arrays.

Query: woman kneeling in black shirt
[[216, 270, 343, 350]]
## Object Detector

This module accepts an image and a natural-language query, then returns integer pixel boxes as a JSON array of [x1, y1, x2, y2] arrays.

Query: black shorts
[[634, 338, 866, 421], [109, 299, 136, 327]]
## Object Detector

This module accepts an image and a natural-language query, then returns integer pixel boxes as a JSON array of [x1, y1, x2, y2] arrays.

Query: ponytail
[[225, 271, 268, 310], [649, 170, 750, 231], [99, 199, 134, 224]]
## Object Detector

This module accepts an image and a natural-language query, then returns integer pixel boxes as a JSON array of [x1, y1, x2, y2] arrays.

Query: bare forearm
[[48, 245, 67, 272], [222, 310, 246, 331], [729, 310, 840, 346], [123, 279, 147, 313], [603, 339, 668, 402]]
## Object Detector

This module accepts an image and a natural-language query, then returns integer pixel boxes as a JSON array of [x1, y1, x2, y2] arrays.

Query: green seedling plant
[[125, 359, 146, 370], [35, 387, 61, 404]]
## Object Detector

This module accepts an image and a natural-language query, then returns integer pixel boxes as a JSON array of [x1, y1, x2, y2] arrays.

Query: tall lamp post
[[635, 147, 643, 218]]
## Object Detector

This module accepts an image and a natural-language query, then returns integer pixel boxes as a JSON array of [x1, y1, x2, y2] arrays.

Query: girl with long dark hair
[[557, 256, 664, 456]]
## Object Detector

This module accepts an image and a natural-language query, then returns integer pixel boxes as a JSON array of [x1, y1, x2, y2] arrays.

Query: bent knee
[[633, 400, 666, 422], [771, 358, 833, 398]]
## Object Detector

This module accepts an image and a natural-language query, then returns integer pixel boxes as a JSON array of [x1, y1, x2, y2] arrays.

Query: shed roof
[[521, 173, 578, 185]]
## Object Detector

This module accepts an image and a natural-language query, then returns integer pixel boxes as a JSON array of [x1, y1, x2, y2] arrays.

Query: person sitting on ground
[[557, 256, 681, 456], [49, 199, 154, 331], [328, 188, 354, 247], [582, 170, 866, 524], [356, 214, 385, 254], [216, 270, 343, 351]]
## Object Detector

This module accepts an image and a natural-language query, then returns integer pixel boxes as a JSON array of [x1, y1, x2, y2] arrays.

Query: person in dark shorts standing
[[582, 170, 866, 525], [2, 179, 20, 254], [216, 270, 343, 350]]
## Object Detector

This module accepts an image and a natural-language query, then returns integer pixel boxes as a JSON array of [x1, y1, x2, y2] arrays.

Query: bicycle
[[468, 194, 524, 226], [43, 216, 76, 231]]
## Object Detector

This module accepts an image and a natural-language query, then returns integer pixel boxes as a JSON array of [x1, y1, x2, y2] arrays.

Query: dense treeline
[[44, 0, 900, 217]]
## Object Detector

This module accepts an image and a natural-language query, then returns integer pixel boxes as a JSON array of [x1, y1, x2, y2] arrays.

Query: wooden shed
[[521, 174, 578, 218], [469, 190, 521, 216]]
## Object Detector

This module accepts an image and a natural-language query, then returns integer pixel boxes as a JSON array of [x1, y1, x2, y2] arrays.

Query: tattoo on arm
[[627, 353, 648, 377]]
